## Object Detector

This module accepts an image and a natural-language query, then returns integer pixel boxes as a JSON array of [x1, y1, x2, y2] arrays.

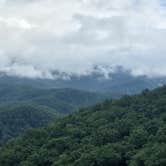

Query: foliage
[[0, 84, 105, 145], [0, 86, 166, 165], [0, 104, 57, 145], [0, 84, 105, 114]]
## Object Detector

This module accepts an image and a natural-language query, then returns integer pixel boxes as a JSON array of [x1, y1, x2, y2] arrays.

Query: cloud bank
[[0, 0, 166, 78]]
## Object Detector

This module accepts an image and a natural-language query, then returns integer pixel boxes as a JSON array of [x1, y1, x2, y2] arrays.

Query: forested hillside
[[0, 84, 105, 114], [0, 87, 166, 166], [0, 104, 58, 145], [0, 84, 105, 145]]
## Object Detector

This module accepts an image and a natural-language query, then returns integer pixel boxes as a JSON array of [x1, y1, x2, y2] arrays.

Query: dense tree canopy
[[0, 104, 58, 145], [0, 84, 105, 114], [0, 84, 105, 145], [0, 86, 166, 165]]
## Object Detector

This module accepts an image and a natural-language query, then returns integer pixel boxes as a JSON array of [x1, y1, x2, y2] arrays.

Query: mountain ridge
[[0, 86, 165, 165], [0, 84, 105, 144], [0, 66, 166, 95]]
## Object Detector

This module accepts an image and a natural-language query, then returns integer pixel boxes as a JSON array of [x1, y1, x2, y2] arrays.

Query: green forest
[[0, 104, 58, 145], [1, 0, 165, 165], [0, 84, 105, 145], [0, 86, 166, 166], [0, 84, 105, 114]]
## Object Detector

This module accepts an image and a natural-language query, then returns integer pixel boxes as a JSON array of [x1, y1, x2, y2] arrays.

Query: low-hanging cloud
[[0, 0, 166, 79]]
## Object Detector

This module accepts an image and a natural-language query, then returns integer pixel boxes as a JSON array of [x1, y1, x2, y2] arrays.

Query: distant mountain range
[[0, 66, 166, 144], [0, 66, 166, 96], [0, 84, 104, 144]]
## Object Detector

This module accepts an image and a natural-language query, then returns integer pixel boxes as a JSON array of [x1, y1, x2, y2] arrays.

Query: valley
[[0, 86, 166, 165]]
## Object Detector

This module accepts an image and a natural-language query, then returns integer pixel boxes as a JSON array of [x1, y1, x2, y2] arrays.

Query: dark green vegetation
[[0, 87, 166, 166], [0, 104, 57, 145], [0, 84, 104, 144], [0, 84, 104, 114]]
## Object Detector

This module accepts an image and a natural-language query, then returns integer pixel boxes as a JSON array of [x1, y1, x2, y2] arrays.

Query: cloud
[[0, 0, 166, 78], [0, 17, 36, 30]]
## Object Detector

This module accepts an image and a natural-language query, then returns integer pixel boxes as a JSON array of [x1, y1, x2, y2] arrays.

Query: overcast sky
[[0, 0, 166, 79]]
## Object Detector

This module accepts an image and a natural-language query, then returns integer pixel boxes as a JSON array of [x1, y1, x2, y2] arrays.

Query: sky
[[0, 0, 166, 79]]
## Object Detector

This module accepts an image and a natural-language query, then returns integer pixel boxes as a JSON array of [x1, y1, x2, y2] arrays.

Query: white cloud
[[0, 17, 36, 29], [0, 0, 166, 78]]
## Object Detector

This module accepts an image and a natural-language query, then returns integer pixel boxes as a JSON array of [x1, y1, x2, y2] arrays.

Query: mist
[[0, 0, 166, 79]]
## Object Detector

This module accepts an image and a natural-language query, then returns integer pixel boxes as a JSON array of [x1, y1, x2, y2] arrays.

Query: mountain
[[50, 66, 166, 95], [0, 84, 105, 144], [0, 84, 105, 114], [0, 86, 165, 166], [0, 103, 58, 145], [1, 66, 166, 96]]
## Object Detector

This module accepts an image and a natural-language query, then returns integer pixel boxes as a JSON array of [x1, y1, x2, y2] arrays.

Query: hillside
[[0, 84, 105, 114], [0, 87, 166, 165], [0, 84, 105, 144], [0, 104, 58, 145]]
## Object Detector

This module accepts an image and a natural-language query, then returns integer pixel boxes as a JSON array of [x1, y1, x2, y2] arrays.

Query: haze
[[0, 0, 166, 78]]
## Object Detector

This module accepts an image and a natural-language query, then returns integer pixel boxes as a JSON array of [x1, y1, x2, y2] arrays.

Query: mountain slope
[[0, 79, 105, 144], [0, 103, 57, 145], [0, 87, 166, 166], [0, 84, 105, 114]]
